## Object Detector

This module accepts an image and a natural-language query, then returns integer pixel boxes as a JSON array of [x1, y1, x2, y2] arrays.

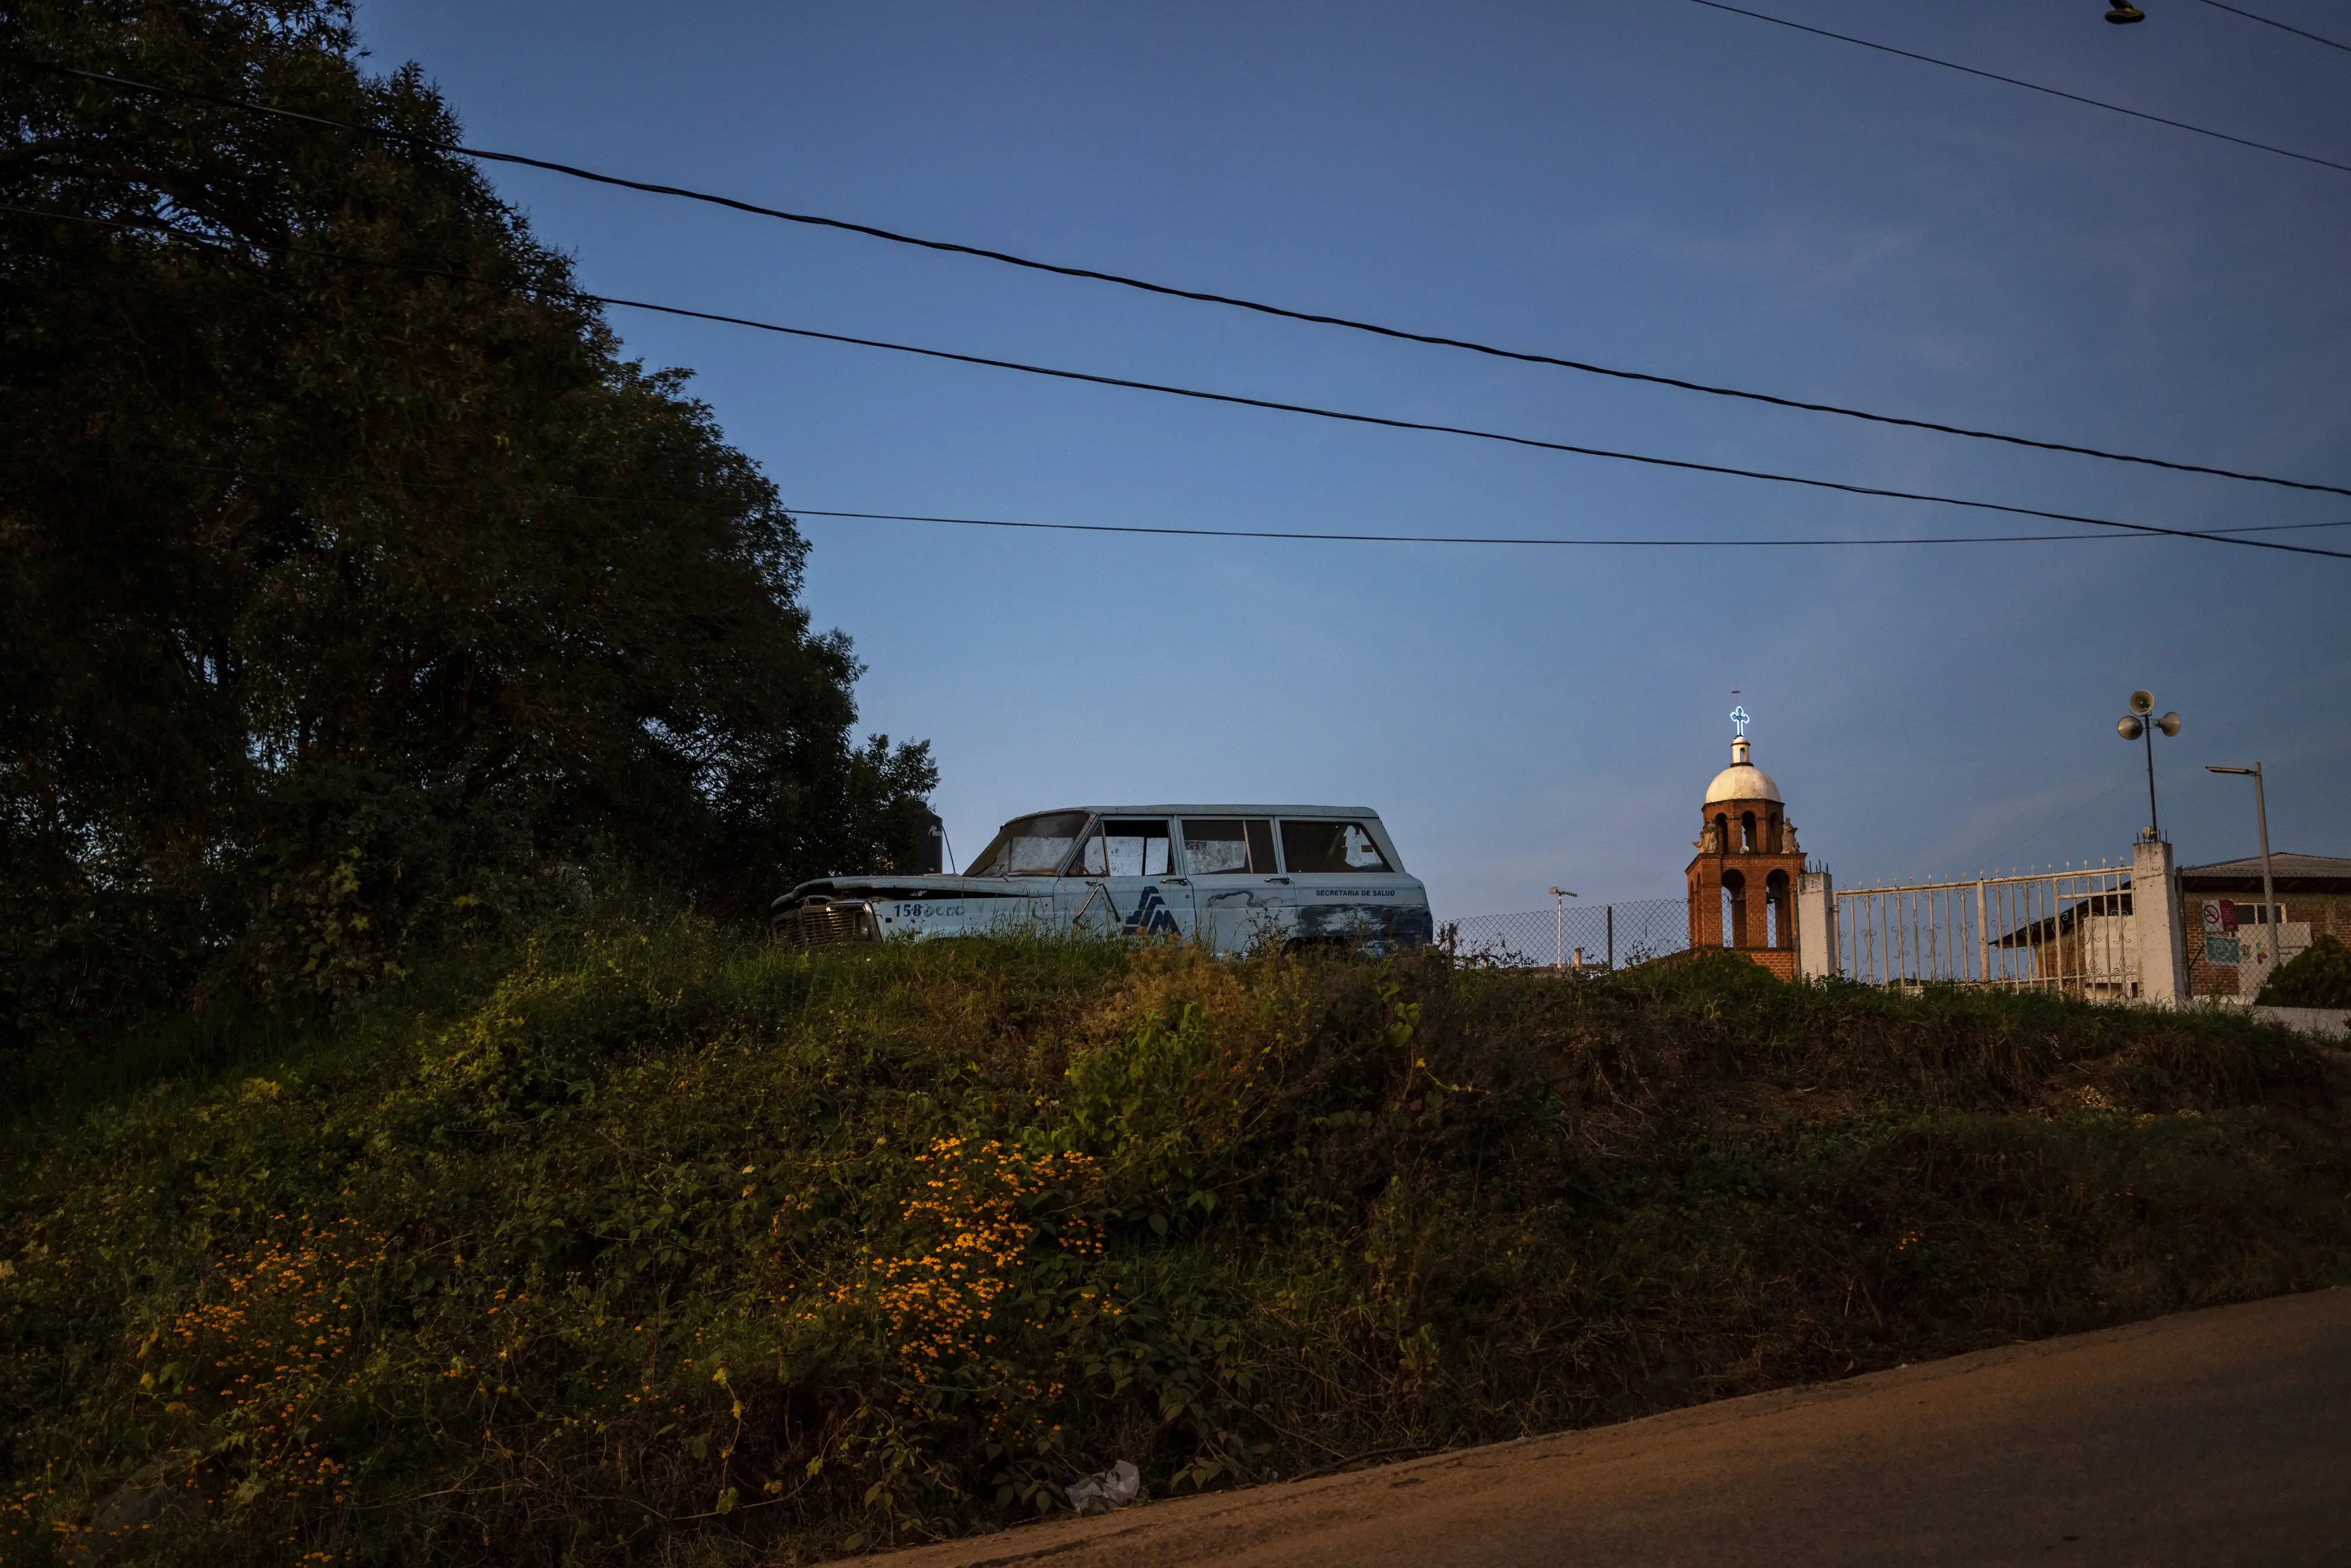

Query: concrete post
[[1797, 871, 1838, 981], [2132, 837, 2187, 1005]]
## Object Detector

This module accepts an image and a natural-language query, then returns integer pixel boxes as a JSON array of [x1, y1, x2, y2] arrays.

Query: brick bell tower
[[1686, 711, 1806, 979]]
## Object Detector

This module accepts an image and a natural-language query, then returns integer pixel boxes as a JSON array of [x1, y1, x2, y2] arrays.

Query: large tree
[[0, 0, 935, 1032]]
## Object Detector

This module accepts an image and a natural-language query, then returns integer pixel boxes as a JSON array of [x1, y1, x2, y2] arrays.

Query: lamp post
[[1549, 886, 1577, 969], [2206, 764, 2279, 980], [2115, 690, 2181, 842]]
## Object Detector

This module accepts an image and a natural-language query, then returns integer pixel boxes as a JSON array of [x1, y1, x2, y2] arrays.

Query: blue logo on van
[[1122, 886, 1182, 935]]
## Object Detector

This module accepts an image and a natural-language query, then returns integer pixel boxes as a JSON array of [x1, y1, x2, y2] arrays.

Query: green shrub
[[2256, 933, 2351, 1009], [2, 924, 2346, 1566]]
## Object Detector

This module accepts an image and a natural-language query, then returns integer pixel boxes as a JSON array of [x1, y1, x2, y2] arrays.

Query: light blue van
[[772, 804, 1432, 955]]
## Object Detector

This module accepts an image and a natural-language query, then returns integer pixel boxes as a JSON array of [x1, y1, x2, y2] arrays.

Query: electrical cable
[[781, 506, 2351, 549], [9, 53, 2350, 501], [1686, 0, 2351, 176], [2195, 0, 2351, 54], [32, 452, 2351, 547], [10, 200, 2348, 561]]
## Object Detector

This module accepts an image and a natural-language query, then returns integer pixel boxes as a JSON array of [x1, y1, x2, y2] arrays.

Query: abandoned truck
[[771, 805, 1433, 954]]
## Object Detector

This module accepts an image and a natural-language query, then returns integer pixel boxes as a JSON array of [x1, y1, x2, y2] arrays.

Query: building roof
[[2180, 852, 2351, 892], [1704, 736, 1782, 805], [1994, 890, 2132, 948]]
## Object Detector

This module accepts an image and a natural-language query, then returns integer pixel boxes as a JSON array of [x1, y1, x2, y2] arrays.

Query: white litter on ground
[[1065, 1460, 1141, 1515]]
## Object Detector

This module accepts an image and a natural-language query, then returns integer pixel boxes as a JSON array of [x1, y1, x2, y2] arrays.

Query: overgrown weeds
[[4, 913, 2347, 1565]]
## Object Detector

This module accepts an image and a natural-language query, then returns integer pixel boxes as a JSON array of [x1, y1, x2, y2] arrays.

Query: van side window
[[1097, 818, 1173, 877], [1280, 820, 1391, 874], [1067, 828, 1106, 877], [1183, 818, 1276, 874]]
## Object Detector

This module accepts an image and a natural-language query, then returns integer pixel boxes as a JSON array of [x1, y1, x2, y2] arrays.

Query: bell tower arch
[[1686, 712, 1808, 979]]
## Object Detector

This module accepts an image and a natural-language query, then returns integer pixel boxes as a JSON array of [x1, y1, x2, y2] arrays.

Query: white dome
[[1704, 737, 1782, 805]]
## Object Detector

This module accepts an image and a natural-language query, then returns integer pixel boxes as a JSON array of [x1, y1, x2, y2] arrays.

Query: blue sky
[[358, 0, 2350, 915]]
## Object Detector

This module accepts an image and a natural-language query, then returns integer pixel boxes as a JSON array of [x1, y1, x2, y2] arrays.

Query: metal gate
[[1836, 863, 2138, 997]]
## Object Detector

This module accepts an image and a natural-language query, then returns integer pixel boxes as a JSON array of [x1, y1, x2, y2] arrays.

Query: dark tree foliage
[[0, 0, 936, 1037]]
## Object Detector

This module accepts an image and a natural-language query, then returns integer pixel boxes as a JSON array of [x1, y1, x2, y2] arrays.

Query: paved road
[[871, 1288, 2351, 1567]]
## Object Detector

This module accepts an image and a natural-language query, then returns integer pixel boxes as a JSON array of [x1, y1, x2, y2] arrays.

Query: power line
[[1686, 0, 2351, 176], [2195, 0, 2351, 54], [24, 451, 2350, 549], [785, 506, 2351, 549], [10, 203, 2347, 561], [10, 54, 2350, 503]]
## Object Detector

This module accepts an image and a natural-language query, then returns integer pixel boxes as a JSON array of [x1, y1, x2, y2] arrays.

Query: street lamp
[[2106, 4, 2146, 22], [2115, 689, 2181, 842], [2206, 763, 2280, 980], [1549, 886, 1578, 969]]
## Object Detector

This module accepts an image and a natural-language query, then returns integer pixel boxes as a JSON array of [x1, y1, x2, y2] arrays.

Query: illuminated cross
[[1730, 705, 1750, 737]]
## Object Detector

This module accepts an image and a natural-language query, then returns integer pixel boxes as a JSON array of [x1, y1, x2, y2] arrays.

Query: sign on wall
[[2201, 899, 2242, 966]]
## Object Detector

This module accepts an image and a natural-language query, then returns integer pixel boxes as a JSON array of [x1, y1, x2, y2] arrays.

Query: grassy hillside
[[5, 913, 2349, 1566]]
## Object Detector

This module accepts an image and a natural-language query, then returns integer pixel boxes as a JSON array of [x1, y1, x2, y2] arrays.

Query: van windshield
[[966, 811, 1092, 876]]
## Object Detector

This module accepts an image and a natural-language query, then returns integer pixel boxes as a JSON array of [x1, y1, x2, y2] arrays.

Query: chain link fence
[[1441, 897, 1689, 970]]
